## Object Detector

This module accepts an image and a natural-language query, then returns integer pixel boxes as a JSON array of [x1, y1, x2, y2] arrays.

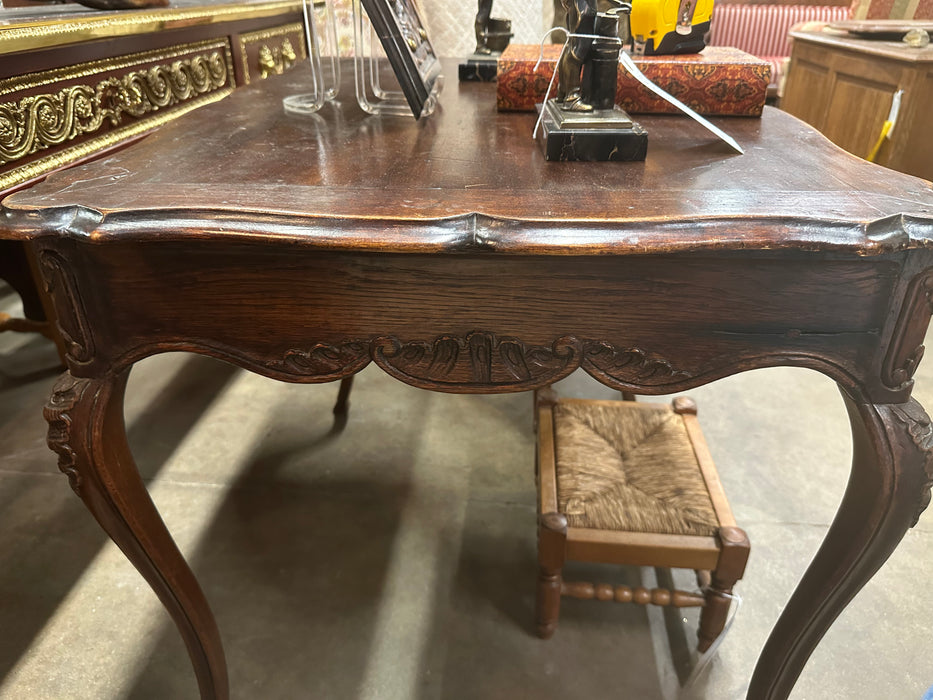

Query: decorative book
[[497, 44, 771, 117]]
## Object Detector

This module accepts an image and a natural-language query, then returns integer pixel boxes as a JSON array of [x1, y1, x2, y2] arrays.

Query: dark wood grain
[[16, 240, 917, 405], [4, 62, 932, 255], [0, 241, 44, 320], [3, 61, 933, 700], [750, 391, 933, 699], [0, 1, 304, 361]]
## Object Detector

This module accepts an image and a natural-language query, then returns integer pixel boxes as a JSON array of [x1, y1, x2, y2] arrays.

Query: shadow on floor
[[129, 476, 412, 699], [126, 371, 429, 698], [0, 352, 237, 682], [122, 372, 708, 700]]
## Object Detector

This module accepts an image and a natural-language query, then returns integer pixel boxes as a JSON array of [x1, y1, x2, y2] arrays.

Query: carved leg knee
[[750, 394, 933, 699], [45, 370, 229, 699]]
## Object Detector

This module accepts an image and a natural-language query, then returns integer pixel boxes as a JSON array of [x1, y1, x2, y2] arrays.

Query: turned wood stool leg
[[697, 526, 750, 652], [536, 512, 568, 639]]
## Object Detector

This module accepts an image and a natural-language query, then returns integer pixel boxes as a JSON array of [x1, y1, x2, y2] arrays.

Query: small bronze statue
[[459, 0, 513, 82], [474, 0, 496, 55], [537, 0, 648, 161], [555, 0, 599, 111]]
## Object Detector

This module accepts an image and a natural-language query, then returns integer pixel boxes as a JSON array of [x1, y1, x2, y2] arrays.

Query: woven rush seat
[[535, 393, 750, 652], [554, 399, 720, 537]]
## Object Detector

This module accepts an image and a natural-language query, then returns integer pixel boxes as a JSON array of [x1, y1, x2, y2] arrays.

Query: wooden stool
[[535, 393, 750, 652]]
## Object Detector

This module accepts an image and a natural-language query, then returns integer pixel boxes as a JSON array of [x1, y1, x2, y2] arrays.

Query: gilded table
[[2, 61, 933, 699]]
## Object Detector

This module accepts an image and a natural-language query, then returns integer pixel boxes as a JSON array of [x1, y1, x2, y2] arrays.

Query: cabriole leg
[[333, 375, 354, 417], [45, 371, 229, 700], [748, 391, 933, 699]]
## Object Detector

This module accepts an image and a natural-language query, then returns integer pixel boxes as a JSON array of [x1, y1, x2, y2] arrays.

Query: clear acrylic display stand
[[282, 0, 341, 115], [351, 0, 439, 117]]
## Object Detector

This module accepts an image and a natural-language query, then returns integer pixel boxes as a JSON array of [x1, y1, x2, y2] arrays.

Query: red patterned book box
[[497, 44, 771, 117]]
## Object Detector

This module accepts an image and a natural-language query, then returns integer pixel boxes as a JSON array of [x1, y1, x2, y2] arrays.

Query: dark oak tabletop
[[4, 59, 932, 255]]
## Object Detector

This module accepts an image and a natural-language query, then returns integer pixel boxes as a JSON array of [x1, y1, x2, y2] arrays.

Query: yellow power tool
[[628, 0, 713, 55]]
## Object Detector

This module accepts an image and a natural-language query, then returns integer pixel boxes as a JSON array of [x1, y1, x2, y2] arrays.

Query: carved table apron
[[3, 60, 933, 699]]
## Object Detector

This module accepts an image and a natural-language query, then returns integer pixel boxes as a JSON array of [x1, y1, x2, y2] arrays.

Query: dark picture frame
[[360, 0, 442, 118]]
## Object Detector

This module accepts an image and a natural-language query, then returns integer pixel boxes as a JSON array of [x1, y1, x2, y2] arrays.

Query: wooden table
[[2, 60, 933, 699]]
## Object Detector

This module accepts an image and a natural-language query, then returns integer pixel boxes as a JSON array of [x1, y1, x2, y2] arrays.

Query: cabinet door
[[784, 37, 932, 180], [821, 74, 896, 160], [888, 68, 933, 181], [783, 40, 902, 160], [782, 45, 834, 128]]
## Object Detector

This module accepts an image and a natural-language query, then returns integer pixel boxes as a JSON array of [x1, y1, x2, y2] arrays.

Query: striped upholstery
[[708, 5, 851, 57], [707, 5, 851, 89], [852, 0, 933, 20]]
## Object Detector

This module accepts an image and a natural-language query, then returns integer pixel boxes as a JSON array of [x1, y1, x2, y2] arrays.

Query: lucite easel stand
[[282, 0, 341, 115], [351, 0, 439, 117]]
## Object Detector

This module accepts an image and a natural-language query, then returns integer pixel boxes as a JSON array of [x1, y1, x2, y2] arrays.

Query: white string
[[532, 27, 568, 139], [679, 589, 744, 697], [531, 23, 744, 154], [617, 51, 744, 154]]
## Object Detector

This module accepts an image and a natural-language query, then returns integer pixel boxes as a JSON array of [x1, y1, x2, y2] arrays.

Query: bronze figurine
[[555, 0, 631, 112], [474, 0, 495, 55], [460, 0, 512, 81], [556, 0, 599, 110], [540, 0, 647, 160]]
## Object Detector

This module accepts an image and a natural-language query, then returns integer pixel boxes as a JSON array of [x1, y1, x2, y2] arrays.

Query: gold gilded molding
[[0, 39, 234, 191], [0, 38, 232, 96], [238, 23, 305, 85], [0, 1, 301, 55], [259, 38, 298, 79]]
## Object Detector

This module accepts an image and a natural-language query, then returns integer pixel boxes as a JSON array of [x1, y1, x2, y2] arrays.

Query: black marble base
[[458, 55, 499, 82], [536, 101, 648, 162]]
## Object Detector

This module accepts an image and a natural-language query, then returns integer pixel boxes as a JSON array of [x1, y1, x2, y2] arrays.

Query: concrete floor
[[1, 282, 931, 700]]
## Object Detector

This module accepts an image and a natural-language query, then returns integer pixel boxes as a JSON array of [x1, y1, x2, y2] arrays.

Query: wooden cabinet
[[0, 1, 304, 350], [0, 1, 305, 192], [782, 29, 933, 181]]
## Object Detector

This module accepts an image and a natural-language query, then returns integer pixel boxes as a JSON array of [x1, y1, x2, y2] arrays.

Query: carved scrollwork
[[582, 340, 693, 386], [38, 250, 95, 365], [883, 271, 933, 391], [0, 48, 229, 166], [273, 333, 698, 392], [372, 332, 582, 392], [890, 401, 933, 527], [44, 373, 93, 494], [278, 341, 371, 381]]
